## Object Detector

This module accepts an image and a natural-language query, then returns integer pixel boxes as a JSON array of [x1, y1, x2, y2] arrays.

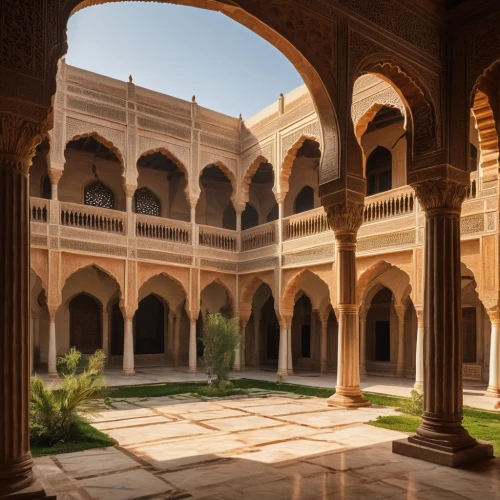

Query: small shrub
[[276, 374, 283, 385], [202, 313, 240, 386], [398, 389, 423, 416], [30, 349, 107, 446]]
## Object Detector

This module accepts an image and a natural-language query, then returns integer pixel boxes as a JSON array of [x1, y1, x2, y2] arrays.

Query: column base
[[485, 386, 500, 398], [2, 466, 56, 499], [122, 370, 135, 376], [277, 368, 287, 377], [188, 367, 197, 374], [327, 391, 370, 408], [414, 381, 424, 391], [393, 437, 494, 468]]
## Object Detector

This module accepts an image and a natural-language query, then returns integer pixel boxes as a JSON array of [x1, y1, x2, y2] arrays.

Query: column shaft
[[320, 317, 328, 374], [189, 320, 197, 373], [102, 312, 109, 356], [278, 325, 288, 376], [396, 306, 407, 378], [486, 314, 500, 397], [48, 320, 57, 377], [253, 314, 260, 367], [287, 326, 293, 375], [359, 309, 368, 380], [123, 320, 135, 376], [415, 310, 424, 390]]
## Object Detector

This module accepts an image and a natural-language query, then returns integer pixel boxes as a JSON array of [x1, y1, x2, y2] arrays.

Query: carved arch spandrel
[[137, 263, 190, 300], [280, 134, 319, 198], [200, 272, 236, 310], [138, 146, 190, 197], [30, 248, 49, 296], [239, 274, 275, 313], [67, 0, 340, 186], [137, 272, 188, 310], [60, 256, 125, 298], [199, 161, 238, 202]]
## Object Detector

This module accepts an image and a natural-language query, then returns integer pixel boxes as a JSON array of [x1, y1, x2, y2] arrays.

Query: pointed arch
[[200, 161, 238, 202], [65, 131, 125, 170], [239, 275, 274, 313], [280, 134, 319, 197], [241, 154, 272, 205], [137, 271, 188, 308], [472, 90, 500, 177], [200, 276, 235, 311], [138, 266, 190, 300], [138, 146, 190, 197], [282, 268, 331, 313]]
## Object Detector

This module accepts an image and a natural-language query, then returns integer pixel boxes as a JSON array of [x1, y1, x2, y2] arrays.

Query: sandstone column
[[47, 307, 58, 378], [395, 303, 407, 378], [326, 202, 369, 407], [486, 307, 500, 398], [0, 115, 47, 496], [121, 306, 136, 376], [287, 322, 294, 375], [48, 167, 63, 201], [124, 184, 136, 213], [319, 312, 328, 374], [189, 317, 197, 373], [359, 306, 368, 380], [278, 318, 289, 376], [102, 312, 109, 356], [174, 312, 181, 366], [415, 309, 424, 390], [394, 172, 493, 466], [253, 311, 261, 367]]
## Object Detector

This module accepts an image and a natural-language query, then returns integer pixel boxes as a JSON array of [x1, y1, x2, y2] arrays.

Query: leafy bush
[[398, 388, 424, 416], [202, 313, 240, 386], [30, 349, 107, 446]]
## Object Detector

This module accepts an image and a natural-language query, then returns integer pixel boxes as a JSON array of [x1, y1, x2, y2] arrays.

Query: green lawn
[[31, 420, 117, 458], [107, 378, 336, 399]]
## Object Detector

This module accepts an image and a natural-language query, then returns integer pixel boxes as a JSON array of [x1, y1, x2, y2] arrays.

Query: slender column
[[319, 313, 328, 374], [47, 167, 63, 201], [325, 202, 369, 407], [190, 199, 197, 246], [278, 319, 289, 376], [121, 306, 136, 376], [415, 309, 424, 390], [0, 115, 47, 496], [236, 318, 248, 372], [47, 307, 58, 378], [174, 312, 181, 366], [287, 323, 294, 375], [253, 311, 261, 367], [486, 307, 500, 398], [359, 306, 368, 380], [395, 303, 407, 378], [124, 184, 136, 213], [394, 173, 493, 466], [189, 318, 197, 373], [30, 311, 35, 376], [102, 312, 109, 356], [235, 207, 243, 251]]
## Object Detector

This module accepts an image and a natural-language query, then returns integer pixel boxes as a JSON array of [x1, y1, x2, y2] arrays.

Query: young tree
[[203, 313, 240, 386]]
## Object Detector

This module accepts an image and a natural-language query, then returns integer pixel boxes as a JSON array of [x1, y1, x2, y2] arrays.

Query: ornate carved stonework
[[412, 179, 467, 213], [326, 202, 364, 242]]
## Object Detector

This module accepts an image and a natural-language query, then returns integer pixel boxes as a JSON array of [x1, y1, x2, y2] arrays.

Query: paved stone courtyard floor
[[35, 390, 500, 500]]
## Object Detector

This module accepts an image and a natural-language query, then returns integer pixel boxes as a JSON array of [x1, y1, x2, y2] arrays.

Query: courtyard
[[32, 372, 500, 499]]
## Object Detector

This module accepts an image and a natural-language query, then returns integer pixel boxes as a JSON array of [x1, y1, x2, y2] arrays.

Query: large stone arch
[[137, 263, 190, 301], [280, 134, 320, 198], [239, 275, 275, 315], [199, 161, 238, 203], [241, 155, 272, 206], [137, 146, 190, 198], [65, 131, 125, 172], [354, 56, 438, 161], [281, 268, 331, 315], [137, 272, 188, 310], [64, 0, 340, 185]]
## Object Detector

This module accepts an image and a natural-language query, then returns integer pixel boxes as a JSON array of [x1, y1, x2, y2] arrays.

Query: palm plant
[[30, 350, 107, 445], [202, 313, 240, 386]]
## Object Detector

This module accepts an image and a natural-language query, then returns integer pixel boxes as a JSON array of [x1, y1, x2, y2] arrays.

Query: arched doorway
[[134, 295, 165, 355], [261, 294, 280, 369], [69, 293, 102, 354], [367, 287, 392, 363]]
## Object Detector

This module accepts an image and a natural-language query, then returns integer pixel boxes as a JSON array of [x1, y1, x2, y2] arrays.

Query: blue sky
[[66, 2, 304, 118]]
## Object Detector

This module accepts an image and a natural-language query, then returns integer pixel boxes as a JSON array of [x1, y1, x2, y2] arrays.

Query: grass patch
[[368, 405, 500, 455], [31, 420, 116, 458], [107, 379, 335, 400]]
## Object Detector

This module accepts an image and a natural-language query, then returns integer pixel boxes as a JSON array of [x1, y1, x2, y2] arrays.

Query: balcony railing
[[136, 214, 191, 244], [363, 186, 415, 223], [283, 207, 329, 241], [60, 202, 126, 234], [30, 197, 49, 223], [241, 221, 277, 251], [198, 225, 237, 251]]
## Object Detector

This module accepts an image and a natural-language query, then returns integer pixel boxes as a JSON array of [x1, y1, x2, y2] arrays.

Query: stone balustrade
[[198, 225, 237, 251], [30, 197, 49, 223], [283, 207, 329, 241], [363, 186, 416, 223], [241, 221, 278, 251], [136, 214, 191, 244], [60, 202, 126, 234]]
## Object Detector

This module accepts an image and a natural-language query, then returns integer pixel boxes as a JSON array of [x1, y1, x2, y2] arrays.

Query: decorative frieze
[[239, 257, 280, 273], [200, 259, 238, 272], [357, 230, 416, 252], [137, 249, 192, 265], [282, 245, 334, 267], [463, 363, 483, 381], [137, 116, 191, 141], [66, 96, 126, 123], [460, 214, 485, 235]]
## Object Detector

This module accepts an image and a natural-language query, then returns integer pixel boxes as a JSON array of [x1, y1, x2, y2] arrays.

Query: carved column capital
[[279, 316, 292, 329], [120, 305, 137, 322], [394, 304, 407, 321], [411, 177, 467, 215], [0, 114, 46, 174], [325, 201, 364, 244], [123, 183, 137, 198], [416, 309, 424, 328], [274, 192, 286, 204], [186, 309, 200, 323], [486, 305, 500, 327], [47, 305, 59, 322], [47, 167, 63, 185]]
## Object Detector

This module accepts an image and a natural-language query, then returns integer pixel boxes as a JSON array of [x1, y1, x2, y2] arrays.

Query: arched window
[[222, 202, 236, 230], [294, 186, 314, 214], [242, 204, 259, 230], [42, 175, 51, 200], [470, 144, 478, 172], [84, 181, 115, 209], [135, 187, 161, 216], [70, 293, 102, 354], [366, 146, 392, 195]]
